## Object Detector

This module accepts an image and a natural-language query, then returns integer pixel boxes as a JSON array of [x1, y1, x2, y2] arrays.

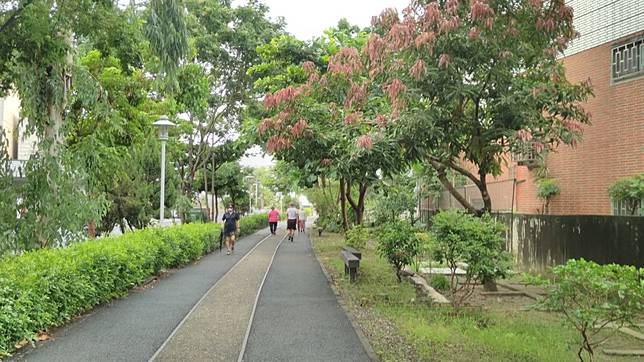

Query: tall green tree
[[366, 0, 592, 214]]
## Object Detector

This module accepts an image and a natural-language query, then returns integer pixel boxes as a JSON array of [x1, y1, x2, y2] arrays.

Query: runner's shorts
[[287, 219, 297, 230]]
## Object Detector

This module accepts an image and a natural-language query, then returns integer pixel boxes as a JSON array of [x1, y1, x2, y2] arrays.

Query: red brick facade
[[426, 32, 644, 216], [519, 33, 644, 215]]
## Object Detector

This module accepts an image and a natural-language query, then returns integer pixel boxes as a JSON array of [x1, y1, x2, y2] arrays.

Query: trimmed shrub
[[345, 225, 369, 250], [431, 210, 511, 307], [0, 216, 266, 356], [377, 221, 421, 282]]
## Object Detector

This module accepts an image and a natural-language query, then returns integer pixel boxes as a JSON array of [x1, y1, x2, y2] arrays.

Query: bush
[[430, 274, 450, 291], [345, 225, 369, 250], [608, 173, 644, 216], [431, 210, 511, 307], [0, 217, 266, 356], [239, 213, 269, 236], [376, 221, 421, 282], [538, 259, 644, 361]]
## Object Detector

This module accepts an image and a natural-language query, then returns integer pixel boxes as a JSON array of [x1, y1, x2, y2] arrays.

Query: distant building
[[425, 0, 644, 216], [0, 92, 38, 181]]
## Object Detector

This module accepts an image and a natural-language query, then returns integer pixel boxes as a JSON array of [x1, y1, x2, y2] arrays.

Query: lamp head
[[153, 116, 176, 140]]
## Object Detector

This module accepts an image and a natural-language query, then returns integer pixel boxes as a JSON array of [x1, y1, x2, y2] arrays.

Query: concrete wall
[[496, 213, 643, 272]]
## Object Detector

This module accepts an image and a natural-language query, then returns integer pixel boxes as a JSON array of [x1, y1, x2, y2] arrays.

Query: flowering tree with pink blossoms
[[255, 29, 405, 226], [364, 0, 593, 214]]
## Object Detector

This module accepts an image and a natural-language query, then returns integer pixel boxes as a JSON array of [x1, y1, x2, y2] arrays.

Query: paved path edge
[[237, 234, 286, 362], [308, 236, 380, 362], [148, 233, 273, 362]]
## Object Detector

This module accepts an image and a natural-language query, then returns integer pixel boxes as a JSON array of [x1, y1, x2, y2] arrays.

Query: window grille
[[612, 199, 643, 216], [612, 36, 644, 82]]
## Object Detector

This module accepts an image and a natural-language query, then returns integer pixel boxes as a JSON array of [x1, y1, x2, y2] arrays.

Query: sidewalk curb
[[309, 236, 380, 362]]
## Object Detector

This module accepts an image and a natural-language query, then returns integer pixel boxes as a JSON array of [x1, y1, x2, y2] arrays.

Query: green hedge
[[0, 215, 268, 356]]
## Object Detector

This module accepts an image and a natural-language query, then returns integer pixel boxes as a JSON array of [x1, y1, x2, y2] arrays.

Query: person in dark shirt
[[222, 205, 240, 255]]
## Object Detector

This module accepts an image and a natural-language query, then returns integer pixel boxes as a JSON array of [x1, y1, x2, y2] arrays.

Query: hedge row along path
[[10, 225, 370, 362]]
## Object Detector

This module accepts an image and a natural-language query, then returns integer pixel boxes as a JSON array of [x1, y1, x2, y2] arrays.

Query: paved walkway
[[11, 225, 370, 362]]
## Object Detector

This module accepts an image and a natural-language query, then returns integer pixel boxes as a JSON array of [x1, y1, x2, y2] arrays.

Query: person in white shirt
[[298, 208, 307, 233], [286, 203, 298, 242]]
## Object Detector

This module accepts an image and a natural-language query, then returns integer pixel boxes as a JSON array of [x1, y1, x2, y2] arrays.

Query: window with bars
[[612, 36, 644, 82], [612, 199, 643, 216]]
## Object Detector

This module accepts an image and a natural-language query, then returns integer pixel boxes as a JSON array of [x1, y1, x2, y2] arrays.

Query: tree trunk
[[346, 181, 367, 225], [45, 31, 73, 153], [339, 177, 349, 231], [211, 158, 216, 221], [429, 159, 479, 214], [214, 188, 219, 221], [203, 164, 210, 220], [477, 168, 492, 214], [88, 220, 96, 239]]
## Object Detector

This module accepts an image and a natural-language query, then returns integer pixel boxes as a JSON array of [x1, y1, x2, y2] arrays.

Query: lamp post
[[153, 116, 175, 223], [244, 175, 255, 214]]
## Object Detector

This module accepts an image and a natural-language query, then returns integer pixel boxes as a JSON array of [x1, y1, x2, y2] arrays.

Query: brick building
[[426, 0, 644, 216]]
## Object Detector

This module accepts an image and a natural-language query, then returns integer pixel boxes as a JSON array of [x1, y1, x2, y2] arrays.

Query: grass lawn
[[312, 231, 642, 362]]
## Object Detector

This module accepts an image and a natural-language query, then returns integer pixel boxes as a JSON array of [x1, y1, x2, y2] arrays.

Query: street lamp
[[243, 175, 255, 214], [153, 115, 176, 223]]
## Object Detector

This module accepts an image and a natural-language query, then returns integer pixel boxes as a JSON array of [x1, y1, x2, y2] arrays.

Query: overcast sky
[[239, 0, 409, 168]]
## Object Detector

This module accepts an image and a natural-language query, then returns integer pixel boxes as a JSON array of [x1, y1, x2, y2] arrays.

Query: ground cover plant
[[312, 231, 643, 362]]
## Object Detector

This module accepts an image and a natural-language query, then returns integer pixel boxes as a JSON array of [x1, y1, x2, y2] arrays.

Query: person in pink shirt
[[268, 206, 280, 235]]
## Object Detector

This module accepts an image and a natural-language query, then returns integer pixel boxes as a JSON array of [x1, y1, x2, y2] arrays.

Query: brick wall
[[515, 33, 644, 215]]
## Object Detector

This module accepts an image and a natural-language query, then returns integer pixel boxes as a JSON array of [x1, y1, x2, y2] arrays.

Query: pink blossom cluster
[[439, 16, 461, 34], [302, 61, 320, 83], [365, 34, 387, 65], [355, 134, 374, 149], [388, 22, 415, 51], [445, 0, 460, 16], [516, 129, 532, 141], [438, 53, 451, 68], [321, 158, 332, 166], [289, 118, 308, 136], [468, 27, 481, 40], [422, 2, 442, 29], [371, 8, 399, 31], [410, 59, 428, 80], [562, 119, 583, 133], [264, 86, 306, 109], [344, 81, 368, 109], [529, 0, 543, 10], [383, 78, 407, 104], [344, 112, 363, 125], [469, 0, 495, 29], [266, 135, 292, 154], [328, 47, 363, 76], [375, 114, 388, 128], [536, 18, 555, 32], [257, 110, 292, 135], [415, 31, 436, 49]]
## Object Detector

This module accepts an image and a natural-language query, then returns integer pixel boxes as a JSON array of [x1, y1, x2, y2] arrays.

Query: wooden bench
[[342, 246, 362, 260], [341, 246, 362, 282]]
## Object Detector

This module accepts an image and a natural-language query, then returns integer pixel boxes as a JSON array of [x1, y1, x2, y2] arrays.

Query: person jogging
[[268, 206, 280, 235], [286, 203, 298, 242], [222, 205, 240, 255]]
